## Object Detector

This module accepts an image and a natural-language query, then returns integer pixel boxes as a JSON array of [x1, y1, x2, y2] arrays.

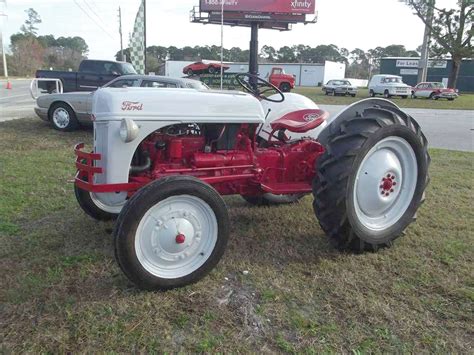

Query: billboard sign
[[200, 0, 316, 14], [209, 11, 306, 23]]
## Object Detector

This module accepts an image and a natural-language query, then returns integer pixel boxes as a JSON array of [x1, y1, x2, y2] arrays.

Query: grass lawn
[[295, 87, 474, 110], [1, 118, 473, 352]]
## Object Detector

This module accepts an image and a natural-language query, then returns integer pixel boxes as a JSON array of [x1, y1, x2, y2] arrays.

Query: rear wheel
[[208, 66, 216, 74], [280, 82, 291, 93], [114, 176, 229, 290], [313, 104, 430, 252], [49, 102, 79, 131], [369, 90, 375, 97]]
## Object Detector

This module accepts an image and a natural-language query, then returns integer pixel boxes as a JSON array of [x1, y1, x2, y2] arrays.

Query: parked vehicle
[[268, 67, 296, 92], [412, 82, 458, 100], [183, 61, 230, 76], [35, 75, 209, 131], [369, 74, 411, 99], [35, 59, 137, 93], [74, 73, 430, 291], [322, 79, 357, 97]]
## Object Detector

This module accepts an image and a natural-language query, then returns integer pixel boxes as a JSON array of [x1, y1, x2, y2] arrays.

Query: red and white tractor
[[74, 74, 430, 290]]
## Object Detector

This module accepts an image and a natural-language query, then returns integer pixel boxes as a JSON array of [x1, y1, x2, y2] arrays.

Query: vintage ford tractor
[[74, 74, 430, 290]]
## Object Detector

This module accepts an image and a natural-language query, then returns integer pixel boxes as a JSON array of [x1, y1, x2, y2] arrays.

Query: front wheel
[[383, 90, 391, 99], [75, 180, 124, 221], [208, 66, 216, 74], [313, 104, 430, 252], [114, 176, 229, 290]]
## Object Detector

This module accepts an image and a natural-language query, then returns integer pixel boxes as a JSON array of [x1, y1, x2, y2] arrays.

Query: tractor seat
[[270, 109, 329, 134]]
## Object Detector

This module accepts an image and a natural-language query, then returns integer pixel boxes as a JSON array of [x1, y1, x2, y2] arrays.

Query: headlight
[[120, 118, 139, 143]]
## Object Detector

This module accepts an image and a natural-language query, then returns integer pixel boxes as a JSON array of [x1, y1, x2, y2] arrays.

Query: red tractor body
[[75, 110, 326, 199]]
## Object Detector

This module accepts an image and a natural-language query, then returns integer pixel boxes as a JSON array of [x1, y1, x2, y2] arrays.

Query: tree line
[[1, 8, 89, 76], [116, 44, 421, 80]]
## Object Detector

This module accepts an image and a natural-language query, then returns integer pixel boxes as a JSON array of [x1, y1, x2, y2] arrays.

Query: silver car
[[322, 79, 358, 97], [34, 75, 209, 131]]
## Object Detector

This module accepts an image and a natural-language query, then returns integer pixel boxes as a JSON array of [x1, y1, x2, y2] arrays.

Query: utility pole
[[118, 6, 124, 61], [143, 0, 147, 74], [418, 0, 435, 83], [0, 0, 8, 79]]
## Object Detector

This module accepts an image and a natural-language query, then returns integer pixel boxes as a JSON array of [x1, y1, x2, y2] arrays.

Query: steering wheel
[[236, 73, 285, 103]]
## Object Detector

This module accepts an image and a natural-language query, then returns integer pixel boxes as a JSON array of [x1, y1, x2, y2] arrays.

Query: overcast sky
[[1, 0, 458, 60]]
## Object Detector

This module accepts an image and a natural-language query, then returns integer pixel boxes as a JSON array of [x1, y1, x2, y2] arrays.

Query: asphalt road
[[0, 79, 36, 121], [1, 79, 472, 152]]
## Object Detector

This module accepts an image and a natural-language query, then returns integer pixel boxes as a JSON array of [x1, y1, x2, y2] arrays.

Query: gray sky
[[1, 0, 458, 60]]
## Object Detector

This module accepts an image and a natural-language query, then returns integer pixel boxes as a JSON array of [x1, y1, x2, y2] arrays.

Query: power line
[[72, 0, 116, 40], [83, 0, 111, 28]]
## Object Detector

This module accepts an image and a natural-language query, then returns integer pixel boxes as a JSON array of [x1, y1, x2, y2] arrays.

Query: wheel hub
[[380, 174, 397, 197], [53, 108, 70, 128]]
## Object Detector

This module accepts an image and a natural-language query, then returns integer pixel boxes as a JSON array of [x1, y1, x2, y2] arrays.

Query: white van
[[368, 75, 412, 99]]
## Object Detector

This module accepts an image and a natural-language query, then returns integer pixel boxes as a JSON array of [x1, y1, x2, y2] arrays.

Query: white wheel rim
[[353, 136, 418, 232], [135, 195, 218, 279], [90, 193, 125, 214], [52, 107, 70, 129]]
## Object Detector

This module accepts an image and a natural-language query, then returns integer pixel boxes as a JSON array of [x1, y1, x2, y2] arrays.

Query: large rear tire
[[313, 104, 430, 252], [114, 176, 229, 290]]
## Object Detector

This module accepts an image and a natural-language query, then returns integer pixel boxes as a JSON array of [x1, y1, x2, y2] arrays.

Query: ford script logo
[[303, 113, 319, 122], [121, 101, 143, 111]]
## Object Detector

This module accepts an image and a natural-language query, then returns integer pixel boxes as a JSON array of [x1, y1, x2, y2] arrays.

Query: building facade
[[380, 57, 474, 92]]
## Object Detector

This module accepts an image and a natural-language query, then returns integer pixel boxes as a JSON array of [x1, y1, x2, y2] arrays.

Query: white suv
[[369, 75, 411, 99]]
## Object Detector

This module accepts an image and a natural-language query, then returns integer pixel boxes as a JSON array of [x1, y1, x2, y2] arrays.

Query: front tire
[[74, 179, 124, 221], [208, 66, 216, 74], [313, 104, 430, 252], [384, 90, 391, 99], [114, 176, 229, 290]]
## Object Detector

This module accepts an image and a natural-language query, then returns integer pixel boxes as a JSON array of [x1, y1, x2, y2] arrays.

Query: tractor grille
[[93, 122, 109, 184]]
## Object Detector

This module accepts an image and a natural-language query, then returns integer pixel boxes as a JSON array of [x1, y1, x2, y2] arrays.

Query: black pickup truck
[[35, 59, 137, 93]]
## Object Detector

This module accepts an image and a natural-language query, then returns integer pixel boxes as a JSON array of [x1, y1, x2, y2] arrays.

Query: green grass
[[1, 118, 473, 352], [294, 87, 474, 110]]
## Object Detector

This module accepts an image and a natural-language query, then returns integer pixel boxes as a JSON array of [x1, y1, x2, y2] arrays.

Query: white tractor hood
[[92, 87, 266, 124]]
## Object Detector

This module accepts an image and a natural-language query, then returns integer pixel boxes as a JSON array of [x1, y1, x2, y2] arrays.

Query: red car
[[183, 61, 230, 76], [411, 82, 459, 101]]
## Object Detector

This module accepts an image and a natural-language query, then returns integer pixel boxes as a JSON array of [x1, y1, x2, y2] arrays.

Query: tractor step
[[260, 182, 312, 195]]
